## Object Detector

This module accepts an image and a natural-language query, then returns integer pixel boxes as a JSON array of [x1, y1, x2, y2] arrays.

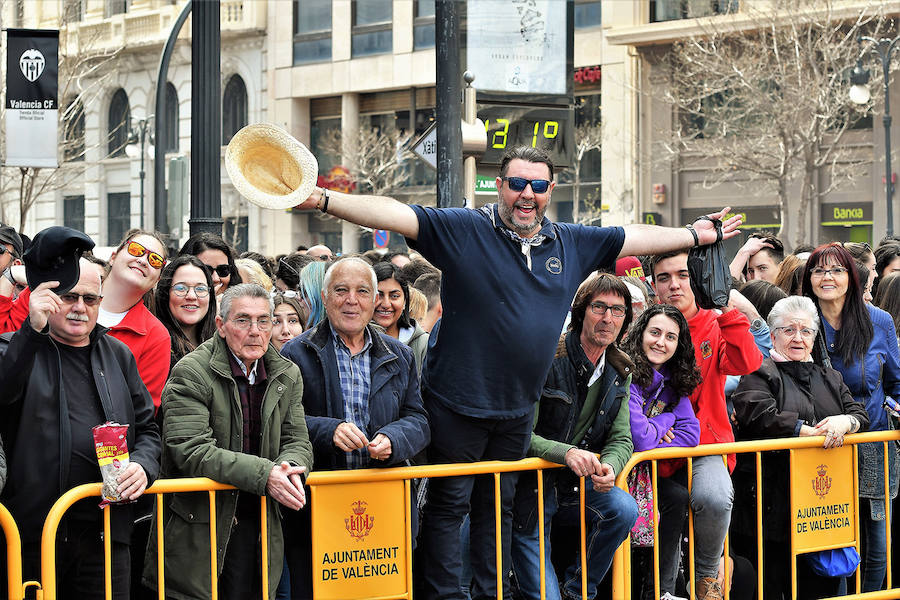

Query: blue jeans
[[862, 498, 892, 592], [511, 484, 638, 600]]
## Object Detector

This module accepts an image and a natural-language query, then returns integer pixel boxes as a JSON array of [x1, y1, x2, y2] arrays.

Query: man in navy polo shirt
[[298, 146, 741, 600]]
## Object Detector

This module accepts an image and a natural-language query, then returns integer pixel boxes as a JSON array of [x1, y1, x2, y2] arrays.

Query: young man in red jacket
[[650, 250, 763, 600]]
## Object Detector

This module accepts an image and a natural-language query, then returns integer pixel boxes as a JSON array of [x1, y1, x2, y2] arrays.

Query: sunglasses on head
[[59, 292, 102, 307], [502, 176, 551, 194], [125, 241, 164, 269], [209, 264, 231, 278]]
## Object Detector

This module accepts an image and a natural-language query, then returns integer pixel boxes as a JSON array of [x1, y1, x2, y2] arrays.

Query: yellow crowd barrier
[[9, 430, 900, 599], [612, 430, 900, 600]]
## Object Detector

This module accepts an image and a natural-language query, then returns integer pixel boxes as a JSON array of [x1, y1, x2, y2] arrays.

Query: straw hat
[[225, 123, 319, 210]]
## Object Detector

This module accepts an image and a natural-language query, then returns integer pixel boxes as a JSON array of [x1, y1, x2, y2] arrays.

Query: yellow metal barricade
[[19, 431, 900, 600], [611, 430, 900, 600]]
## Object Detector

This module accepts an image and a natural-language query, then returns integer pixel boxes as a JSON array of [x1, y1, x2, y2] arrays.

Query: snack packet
[[93, 422, 130, 507]]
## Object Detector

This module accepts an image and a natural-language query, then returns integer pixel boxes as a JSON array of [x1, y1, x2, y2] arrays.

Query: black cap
[[0, 224, 24, 258], [23, 226, 95, 294]]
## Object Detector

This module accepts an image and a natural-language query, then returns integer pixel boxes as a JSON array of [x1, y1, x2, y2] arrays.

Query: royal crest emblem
[[812, 464, 832, 499], [345, 500, 375, 540], [19, 49, 45, 83]]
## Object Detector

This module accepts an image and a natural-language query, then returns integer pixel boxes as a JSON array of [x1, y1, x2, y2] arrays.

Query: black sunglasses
[[502, 176, 551, 194], [209, 264, 231, 278]]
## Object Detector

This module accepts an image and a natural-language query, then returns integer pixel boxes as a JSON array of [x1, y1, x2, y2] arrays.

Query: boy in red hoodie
[[650, 250, 763, 600]]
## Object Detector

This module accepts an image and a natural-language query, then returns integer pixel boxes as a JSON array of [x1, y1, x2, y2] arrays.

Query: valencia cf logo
[[19, 49, 45, 83], [345, 500, 375, 541], [812, 464, 832, 499], [700, 341, 712, 359]]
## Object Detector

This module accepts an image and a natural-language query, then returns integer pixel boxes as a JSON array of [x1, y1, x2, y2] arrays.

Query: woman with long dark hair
[[179, 232, 242, 298], [802, 242, 900, 592], [621, 303, 701, 600], [153, 255, 217, 368], [372, 262, 429, 374]]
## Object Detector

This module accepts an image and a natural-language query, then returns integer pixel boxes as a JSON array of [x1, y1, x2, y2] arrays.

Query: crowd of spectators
[[0, 144, 899, 600]]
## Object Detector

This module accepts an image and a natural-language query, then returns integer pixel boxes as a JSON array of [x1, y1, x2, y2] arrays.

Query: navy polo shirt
[[406, 203, 625, 419]]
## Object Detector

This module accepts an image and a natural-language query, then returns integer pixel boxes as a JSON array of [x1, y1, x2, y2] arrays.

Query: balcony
[[61, 1, 265, 55]]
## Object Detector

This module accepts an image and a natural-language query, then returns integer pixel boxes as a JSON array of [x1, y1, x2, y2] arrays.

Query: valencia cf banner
[[5, 29, 59, 168]]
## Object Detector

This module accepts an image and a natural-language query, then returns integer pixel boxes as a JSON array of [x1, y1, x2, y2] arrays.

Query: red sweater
[[688, 307, 762, 471], [106, 302, 172, 411], [0, 287, 30, 334]]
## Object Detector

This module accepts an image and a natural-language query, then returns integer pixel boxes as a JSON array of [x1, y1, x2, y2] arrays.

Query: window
[[224, 216, 248, 253], [222, 75, 248, 145], [650, 0, 737, 22], [352, 0, 392, 57], [163, 82, 179, 152], [64, 97, 85, 162], [62, 0, 83, 24], [574, 0, 601, 29], [293, 0, 332, 64], [107, 89, 130, 157], [310, 117, 341, 175], [105, 0, 129, 17], [107, 192, 131, 245], [64, 196, 85, 232], [574, 93, 601, 182], [414, 0, 435, 50]]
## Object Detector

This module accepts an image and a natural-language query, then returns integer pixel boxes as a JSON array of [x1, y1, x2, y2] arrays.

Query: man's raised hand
[[28, 280, 62, 331]]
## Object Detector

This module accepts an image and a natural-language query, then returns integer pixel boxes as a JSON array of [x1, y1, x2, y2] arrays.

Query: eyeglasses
[[59, 292, 102, 306], [125, 241, 164, 269], [209, 264, 231, 278], [502, 177, 551, 194], [589, 301, 627, 318], [809, 267, 848, 278], [272, 290, 301, 299], [171, 283, 211, 298], [774, 326, 816, 340], [0, 246, 17, 258], [229, 317, 273, 331]]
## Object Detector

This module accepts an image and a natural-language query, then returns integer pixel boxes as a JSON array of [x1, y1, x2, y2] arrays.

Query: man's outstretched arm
[[618, 206, 742, 258], [299, 187, 420, 240]]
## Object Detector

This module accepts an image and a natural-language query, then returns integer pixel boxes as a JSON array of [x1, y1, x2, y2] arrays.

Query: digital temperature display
[[477, 104, 574, 168]]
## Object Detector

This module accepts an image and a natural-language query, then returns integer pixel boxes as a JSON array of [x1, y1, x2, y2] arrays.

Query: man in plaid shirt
[[280, 257, 429, 599]]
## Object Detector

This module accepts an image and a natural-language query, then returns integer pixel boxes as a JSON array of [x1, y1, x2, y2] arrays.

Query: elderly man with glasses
[[0, 252, 160, 600], [144, 283, 313, 600]]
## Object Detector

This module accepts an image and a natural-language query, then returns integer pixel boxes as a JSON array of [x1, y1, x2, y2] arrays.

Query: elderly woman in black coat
[[733, 295, 869, 600]]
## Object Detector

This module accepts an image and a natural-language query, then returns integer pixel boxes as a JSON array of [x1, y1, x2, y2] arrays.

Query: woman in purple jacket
[[622, 303, 701, 600]]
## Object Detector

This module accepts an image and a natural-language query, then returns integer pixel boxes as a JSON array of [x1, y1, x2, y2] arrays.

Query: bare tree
[[569, 120, 603, 224], [653, 0, 890, 247], [0, 11, 121, 230], [320, 117, 415, 197]]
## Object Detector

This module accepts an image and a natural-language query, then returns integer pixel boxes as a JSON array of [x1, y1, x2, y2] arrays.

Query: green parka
[[143, 334, 314, 600]]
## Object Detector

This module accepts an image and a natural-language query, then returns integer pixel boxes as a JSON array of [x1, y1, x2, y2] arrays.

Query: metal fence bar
[[755, 451, 763, 600], [260, 496, 268, 600], [579, 477, 587, 600], [687, 455, 695, 600], [103, 506, 112, 600], [494, 472, 503, 600], [0, 503, 24, 600], [208, 490, 218, 600], [156, 492, 165, 600], [537, 469, 546, 600]]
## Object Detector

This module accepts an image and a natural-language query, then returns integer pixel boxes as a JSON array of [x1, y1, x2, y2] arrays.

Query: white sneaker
[[660, 593, 688, 600]]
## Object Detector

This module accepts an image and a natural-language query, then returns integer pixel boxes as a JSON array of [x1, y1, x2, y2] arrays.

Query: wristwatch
[[749, 317, 765, 332]]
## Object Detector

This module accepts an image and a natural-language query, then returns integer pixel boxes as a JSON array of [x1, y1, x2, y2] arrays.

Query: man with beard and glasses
[[296, 144, 743, 600], [0, 228, 160, 600]]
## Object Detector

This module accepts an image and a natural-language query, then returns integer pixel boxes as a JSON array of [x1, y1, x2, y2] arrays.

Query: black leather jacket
[[0, 318, 161, 546], [513, 332, 633, 531]]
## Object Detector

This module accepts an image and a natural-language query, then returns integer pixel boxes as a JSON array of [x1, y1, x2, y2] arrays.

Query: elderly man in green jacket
[[144, 283, 314, 600]]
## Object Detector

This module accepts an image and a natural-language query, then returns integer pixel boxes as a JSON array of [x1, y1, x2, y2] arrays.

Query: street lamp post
[[850, 35, 900, 237], [126, 117, 153, 230]]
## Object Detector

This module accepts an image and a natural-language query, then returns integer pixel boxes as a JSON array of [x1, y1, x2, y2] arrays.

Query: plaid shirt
[[331, 325, 373, 469]]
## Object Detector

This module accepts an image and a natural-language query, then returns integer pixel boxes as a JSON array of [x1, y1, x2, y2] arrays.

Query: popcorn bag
[[92, 422, 130, 507]]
